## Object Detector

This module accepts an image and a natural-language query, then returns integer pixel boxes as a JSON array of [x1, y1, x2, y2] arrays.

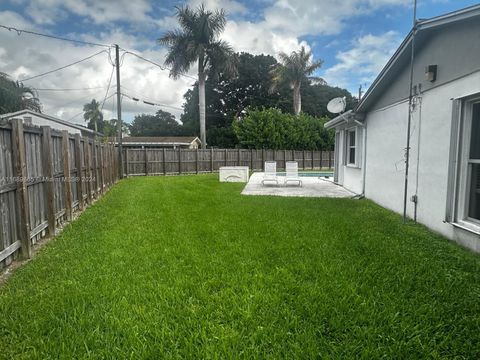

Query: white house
[[0, 109, 97, 138], [325, 5, 480, 252], [120, 136, 202, 149]]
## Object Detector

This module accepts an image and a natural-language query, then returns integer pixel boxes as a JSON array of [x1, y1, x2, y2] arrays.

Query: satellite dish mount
[[327, 97, 347, 114]]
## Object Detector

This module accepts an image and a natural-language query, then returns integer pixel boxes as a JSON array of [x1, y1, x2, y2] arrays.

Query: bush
[[233, 108, 334, 150]]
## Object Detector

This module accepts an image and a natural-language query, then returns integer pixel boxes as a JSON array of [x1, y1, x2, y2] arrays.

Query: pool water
[[276, 172, 333, 178]]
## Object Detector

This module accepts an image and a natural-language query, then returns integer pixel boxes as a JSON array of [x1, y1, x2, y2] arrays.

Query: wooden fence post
[[250, 149, 254, 170], [237, 149, 241, 166], [329, 151, 333, 169], [144, 147, 148, 176], [62, 131, 73, 220], [302, 150, 305, 170], [74, 134, 84, 210], [224, 149, 228, 167], [163, 148, 167, 175], [210, 148, 214, 172], [195, 148, 199, 174], [312, 150, 315, 169], [11, 119, 31, 259], [178, 148, 182, 175], [98, 144, 104, 192], [86, 141, 93, 203], [319, 151, 322, 170], [41, 126, 56, 236], [284, 149, 287, 170], [262, 149, 265, 170], [124, 148, 128, 177]]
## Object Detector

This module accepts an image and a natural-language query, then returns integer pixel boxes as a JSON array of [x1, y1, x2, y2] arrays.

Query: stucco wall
[[369, 17, 480, 113], [363, 71, 480, 252]]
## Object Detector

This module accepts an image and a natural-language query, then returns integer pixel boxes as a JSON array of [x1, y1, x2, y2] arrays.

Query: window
[[447, 98, 480, 231], [467, 103, 480, 221], [347, 129, 356, 165]]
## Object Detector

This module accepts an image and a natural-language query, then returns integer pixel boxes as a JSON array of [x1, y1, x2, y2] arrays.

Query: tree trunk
[[293, 84, 301, 115], [293, 83, 301, 115], [198, 57, 207, 149]]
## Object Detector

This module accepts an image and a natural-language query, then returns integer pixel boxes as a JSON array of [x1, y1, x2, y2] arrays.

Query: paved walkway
[[241, 172, 356, 198]]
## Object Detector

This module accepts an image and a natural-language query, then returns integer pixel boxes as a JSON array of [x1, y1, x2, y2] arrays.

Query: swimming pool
[[276, 171, 334, 178]]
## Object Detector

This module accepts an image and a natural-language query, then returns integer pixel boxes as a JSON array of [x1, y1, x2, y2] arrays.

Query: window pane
[[468, 163, 480, 220], [470, 103, 480, 159], [349, 131, 356, 147], [349, 148, 356, 164]]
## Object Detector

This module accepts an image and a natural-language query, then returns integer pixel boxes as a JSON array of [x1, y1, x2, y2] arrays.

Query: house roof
[[121, 136, 201, 145], [324, 110, 366, 130], [356, 4, 480, 113], [0, 109, 96, 134]]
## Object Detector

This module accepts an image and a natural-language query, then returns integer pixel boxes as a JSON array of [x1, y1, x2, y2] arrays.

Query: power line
[[122, 50, 197, 81], [0, 24, 111, 48], [34, 86, 108, 92], [19, 50, 108, 82], [122, 92, 183, 111], [101, 65, 115, 111]]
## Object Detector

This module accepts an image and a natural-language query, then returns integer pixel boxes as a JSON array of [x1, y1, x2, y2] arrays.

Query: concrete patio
[[241, 172, 356, 198]]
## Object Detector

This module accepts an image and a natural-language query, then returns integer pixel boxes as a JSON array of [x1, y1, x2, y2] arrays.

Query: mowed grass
[[1, 175, 480, 359]]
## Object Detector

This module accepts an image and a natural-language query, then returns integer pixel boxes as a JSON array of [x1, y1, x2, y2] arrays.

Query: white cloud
[[323, 31, 402, 91], [263, 0, 410, 37], [16, 0, 154, 25], [0, 10, 192, 124]]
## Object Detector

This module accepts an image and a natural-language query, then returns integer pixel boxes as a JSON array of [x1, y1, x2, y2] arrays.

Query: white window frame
[[345, 127, 361, 168], [449, 95, 480, 234]]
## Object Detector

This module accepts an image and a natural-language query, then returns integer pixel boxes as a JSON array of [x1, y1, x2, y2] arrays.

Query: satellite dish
[[327, 97, 346, 114]]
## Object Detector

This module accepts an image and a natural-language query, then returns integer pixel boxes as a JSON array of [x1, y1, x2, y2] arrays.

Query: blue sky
[[0, 0, 479, 123]]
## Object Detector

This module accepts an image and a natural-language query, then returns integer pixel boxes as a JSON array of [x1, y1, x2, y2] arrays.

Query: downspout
[[413, 94, 423, 222], [402, 0, 418, 223], [361, 121, 368, 196]]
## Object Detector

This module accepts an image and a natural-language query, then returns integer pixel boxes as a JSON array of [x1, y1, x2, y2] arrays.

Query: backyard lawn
[[1, 175, 480, 358]]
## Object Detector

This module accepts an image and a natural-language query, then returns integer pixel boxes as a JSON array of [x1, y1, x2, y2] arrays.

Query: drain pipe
[[361, 122, 368, 196], [402, 0, 418, 223], [413, 94, 423, 222]]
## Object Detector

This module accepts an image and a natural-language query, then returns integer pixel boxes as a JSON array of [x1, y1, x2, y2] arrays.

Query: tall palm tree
[[83, 99, 103, 134], [158, 4, 237, 148], [0, 72, 41, 114], [270, 47, 326, 115]]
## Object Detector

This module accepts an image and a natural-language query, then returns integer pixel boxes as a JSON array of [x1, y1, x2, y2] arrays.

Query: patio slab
[[241, 172, 356, 198]]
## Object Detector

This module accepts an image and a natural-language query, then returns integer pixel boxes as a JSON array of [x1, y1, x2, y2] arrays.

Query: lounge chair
[[262, 161, 279, 186], [285, 161, 302, 186]]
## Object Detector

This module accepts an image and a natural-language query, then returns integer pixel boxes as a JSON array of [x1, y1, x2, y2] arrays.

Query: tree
[[158, 4, 237, 148], [0, 72, 41, 114], [130, 110, 183, 137], [180, 52, 291, 147], [83, 99, 103, 133], [233, 108, 334, 150], [270, 46, 325, 115]]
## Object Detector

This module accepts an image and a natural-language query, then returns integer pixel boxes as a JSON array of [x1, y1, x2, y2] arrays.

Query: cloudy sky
[[0, 0, 478, 125]]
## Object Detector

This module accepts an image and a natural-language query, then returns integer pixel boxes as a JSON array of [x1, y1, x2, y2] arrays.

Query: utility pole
[[115, 44, 123, 179], [358, 84, 363, 101]]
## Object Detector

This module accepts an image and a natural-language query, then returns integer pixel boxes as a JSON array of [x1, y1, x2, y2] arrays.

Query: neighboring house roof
[[356, 4, 480, 114], [0, 109, 96, 134], [121, 136, 201, 146]]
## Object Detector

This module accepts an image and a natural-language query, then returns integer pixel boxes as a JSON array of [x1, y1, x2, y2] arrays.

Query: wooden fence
[[124, 148, 334, 176], [0, 119, 119, 269]]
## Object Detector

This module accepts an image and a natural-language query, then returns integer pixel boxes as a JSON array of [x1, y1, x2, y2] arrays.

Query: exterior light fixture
[[425, 65, 437, 82]]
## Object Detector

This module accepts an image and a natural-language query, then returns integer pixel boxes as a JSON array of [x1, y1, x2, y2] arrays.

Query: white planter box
[[219, 166, 249, 182]]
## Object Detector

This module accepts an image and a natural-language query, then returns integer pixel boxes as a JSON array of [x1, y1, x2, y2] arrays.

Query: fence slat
[[42, 126, 56, 236], [11, 119, 31, 259], [62, 131, 73, 220]]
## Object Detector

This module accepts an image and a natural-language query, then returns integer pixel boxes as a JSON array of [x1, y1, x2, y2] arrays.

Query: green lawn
[[1, 175, 480, 359]]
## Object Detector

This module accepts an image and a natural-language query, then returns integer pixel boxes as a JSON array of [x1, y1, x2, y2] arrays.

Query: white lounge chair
[[262, 161, 279, 186], [285, 161, 302, 186]]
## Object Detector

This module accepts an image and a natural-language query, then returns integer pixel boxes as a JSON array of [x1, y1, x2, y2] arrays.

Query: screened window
[[347, 129, 356, 165]]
